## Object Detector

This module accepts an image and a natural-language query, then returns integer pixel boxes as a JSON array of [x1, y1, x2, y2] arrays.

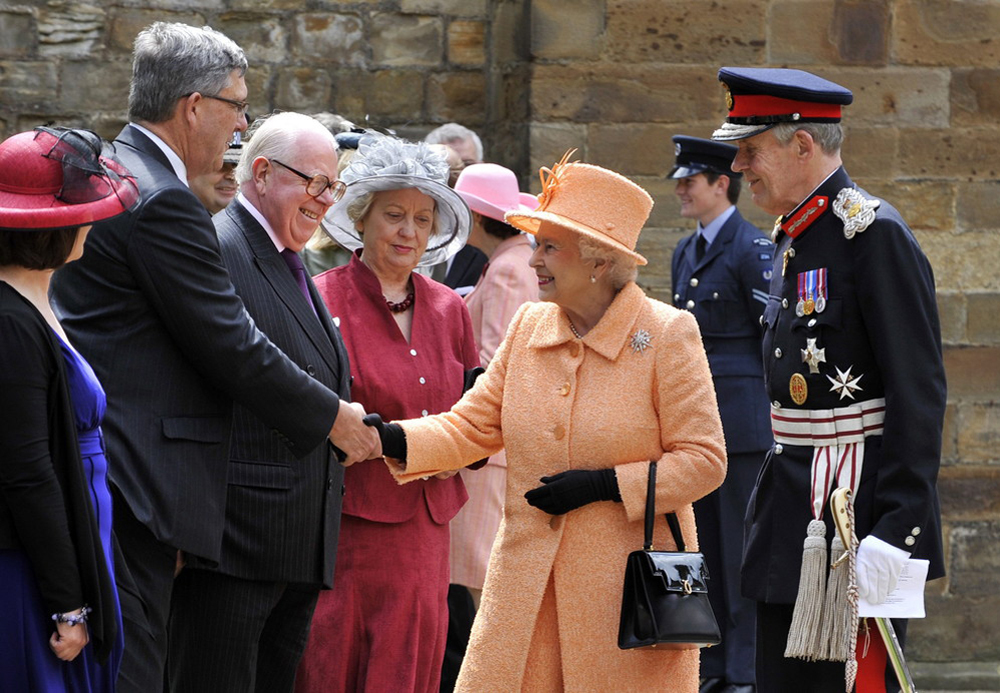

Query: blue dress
[[0, 332, 123, 692]]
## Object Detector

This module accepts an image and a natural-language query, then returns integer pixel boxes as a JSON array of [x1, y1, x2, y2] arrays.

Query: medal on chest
[[795, 268, 828, 316]]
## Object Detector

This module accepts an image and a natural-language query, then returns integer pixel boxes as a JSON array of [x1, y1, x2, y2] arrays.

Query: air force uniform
[[714, 67, 946, 693], [670, 135, 773, 689]]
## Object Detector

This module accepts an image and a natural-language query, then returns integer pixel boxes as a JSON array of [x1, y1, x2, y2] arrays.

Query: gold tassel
[[820, 534, 853, 661], [785, 519, 828, 661]]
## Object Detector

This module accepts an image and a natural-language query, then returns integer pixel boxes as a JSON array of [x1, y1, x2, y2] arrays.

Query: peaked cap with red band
[[712, 67, 853, 142]]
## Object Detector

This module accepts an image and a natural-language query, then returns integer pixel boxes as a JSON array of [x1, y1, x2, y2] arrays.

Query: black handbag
[[617, 460, 722, 650]]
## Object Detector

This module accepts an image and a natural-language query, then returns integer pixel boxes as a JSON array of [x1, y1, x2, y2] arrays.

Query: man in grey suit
[[168, 112, 352, 692], [51, 23, 377, 693]]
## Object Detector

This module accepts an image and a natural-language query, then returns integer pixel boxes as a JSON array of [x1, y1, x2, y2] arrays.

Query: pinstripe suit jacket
[[50, 126, 340, 564], [214, 201, 349, 585]]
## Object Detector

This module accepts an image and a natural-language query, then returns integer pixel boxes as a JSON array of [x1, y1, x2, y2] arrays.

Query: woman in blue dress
[[0, 126, 138, 691]]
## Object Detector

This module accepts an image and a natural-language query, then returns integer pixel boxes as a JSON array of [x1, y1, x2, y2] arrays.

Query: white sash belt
[[771, 398, 886, 520]]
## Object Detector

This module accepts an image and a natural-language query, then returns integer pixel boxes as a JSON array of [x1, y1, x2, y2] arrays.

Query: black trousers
[[440, 584, 476, 692], [756, 602, 908, 693], [168, 568, 320, 693], [111, 487, 178, 693]]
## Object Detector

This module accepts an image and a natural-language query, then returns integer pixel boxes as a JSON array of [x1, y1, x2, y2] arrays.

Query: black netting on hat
[[36, 127, 139, 210]]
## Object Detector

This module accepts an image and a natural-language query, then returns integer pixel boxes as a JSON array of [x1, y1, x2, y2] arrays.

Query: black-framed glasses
[[183, 92, 250, 116], [272, 159, 346, 202]]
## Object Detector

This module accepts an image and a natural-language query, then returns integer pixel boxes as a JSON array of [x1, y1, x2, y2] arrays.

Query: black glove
[[363, 414, 407, 459], [524, 469, 621, 515], [463, 366, 485, 393]]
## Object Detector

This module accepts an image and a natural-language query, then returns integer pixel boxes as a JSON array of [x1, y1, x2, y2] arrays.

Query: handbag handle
[[644, 460, 686, 552]]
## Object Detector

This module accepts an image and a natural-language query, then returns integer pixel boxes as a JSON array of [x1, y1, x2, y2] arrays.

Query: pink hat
[[454, 163, 537, 223], [0, 127, 138, 231]]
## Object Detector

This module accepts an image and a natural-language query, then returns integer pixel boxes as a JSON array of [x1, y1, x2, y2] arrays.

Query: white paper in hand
[[858, 558, 929, 618]]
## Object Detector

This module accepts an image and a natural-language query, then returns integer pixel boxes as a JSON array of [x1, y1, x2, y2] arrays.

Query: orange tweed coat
[[391, 282, 727, 692]]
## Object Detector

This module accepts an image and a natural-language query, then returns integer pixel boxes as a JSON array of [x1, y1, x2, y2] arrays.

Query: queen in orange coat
[[364, 156, 728, 692]]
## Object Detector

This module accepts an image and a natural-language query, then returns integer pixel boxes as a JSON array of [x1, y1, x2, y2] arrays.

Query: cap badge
[[723, 84, 734, 111], [630, 329, 652, 354], [833, 187, 880, 239], [674, 142, 682, 156], [536, 148, 577, 211]]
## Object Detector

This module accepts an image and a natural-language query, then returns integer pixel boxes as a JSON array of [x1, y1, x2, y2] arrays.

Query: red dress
[[296, 252, 479, 693]]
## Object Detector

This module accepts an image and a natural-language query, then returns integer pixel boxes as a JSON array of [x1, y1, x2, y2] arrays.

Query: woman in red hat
[[0, 127, 138, 691]]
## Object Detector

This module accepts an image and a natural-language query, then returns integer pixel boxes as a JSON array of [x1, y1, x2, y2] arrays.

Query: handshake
[[327, 401, 382, 465]]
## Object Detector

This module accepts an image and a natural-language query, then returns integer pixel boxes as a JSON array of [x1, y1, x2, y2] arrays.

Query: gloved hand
[[856, 534, 911, 604], [524, 469, 621, 515], [362, 414, 407, 460]]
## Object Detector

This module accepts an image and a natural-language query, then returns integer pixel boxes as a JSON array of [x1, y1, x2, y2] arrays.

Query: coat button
[[774, 444, 783, 455], [421, 409, 428, 416], [788, 248, 796, 258], [410, 349, 417, 356], [569, 342, 580, 357], [307, 364, 316, 376], [911, 527, 921, 536], [782, 298, 789, 309], [549, 515, 564, 531], [904, 536, 916, 547], [553, 424, 566, 440], [689, 277, 699, 287], [772, 401, 781, 408], [759, 315, 764, 326], [326, 477, 332, 490], [808, 318, 817, 327], [712, 291, 719, 300], [419, 377, 426, 384], [674, 293, 680, 302], [685, 300, 695, 310], [558, 383, 571, 396], [774, 348, 782, 358]]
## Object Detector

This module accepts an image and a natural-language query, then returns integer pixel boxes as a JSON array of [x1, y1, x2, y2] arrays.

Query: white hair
[[235, 112, 337, 185], [423, 122, 483, 162], [577, 235, 639, 291]]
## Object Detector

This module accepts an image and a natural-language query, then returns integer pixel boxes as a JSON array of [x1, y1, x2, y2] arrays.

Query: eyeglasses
[[183, 92, 250, 116], [271, 159, 346, 202]]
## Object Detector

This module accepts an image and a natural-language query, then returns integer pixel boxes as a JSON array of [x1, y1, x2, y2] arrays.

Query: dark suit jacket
[[50, 126, 340, 564], [671, 207, 774, 454], [213, 201, 349, 586], [444, 244, 488, 292]]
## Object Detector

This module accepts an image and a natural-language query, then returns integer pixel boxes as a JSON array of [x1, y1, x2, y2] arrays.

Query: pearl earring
[[590, 275, 596, 283]]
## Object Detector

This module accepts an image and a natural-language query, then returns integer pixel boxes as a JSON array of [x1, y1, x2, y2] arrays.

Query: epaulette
[[833, 187, 880, 239]]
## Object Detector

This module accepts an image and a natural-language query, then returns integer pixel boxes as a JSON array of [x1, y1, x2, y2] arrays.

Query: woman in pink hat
[[364, 154, 727, 691], [440, 163, 540, 687], [0, 127, 137, 691]]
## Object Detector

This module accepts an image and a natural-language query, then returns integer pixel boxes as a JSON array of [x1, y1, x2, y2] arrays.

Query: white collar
[[128, 123, 188, 186], [236, 193, 285, 253]]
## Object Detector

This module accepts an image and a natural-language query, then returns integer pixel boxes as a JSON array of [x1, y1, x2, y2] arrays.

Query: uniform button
[[788, 248, 796, 258], [911, 527, 921, 536], [712, 291, 719, 300], [772, 401, 781, 408], [553, 424, 566, 440], [774, 444, 783, 455], [774, 348, 782, 358], [410, 349, 417, 356], [558, 383, 571, 396], [674, 293, 680, 302], [759, 315, 764, 326], [686, 300, 695, 310], [904, 536, 916, 547], [808, 318, 817, 328], [421, 409, 428, 416], [307, 365, 316, 376], [689, 277, 699, 287], [419, 377, 426, 384], [782, 298, 789, 309]]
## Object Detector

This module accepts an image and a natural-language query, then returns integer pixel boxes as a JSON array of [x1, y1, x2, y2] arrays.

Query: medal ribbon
[[817, 268, 828, 310]]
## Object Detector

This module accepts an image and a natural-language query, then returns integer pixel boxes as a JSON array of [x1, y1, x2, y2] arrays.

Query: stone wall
[[0, 0, 996, 687]]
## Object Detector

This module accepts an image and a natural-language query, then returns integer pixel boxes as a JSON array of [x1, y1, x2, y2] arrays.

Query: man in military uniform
[[712, 67, 946, 693], [670, 135, 773, 693]]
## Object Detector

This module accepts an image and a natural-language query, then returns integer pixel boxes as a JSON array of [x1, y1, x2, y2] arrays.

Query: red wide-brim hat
[[0, 127, 139, 231]]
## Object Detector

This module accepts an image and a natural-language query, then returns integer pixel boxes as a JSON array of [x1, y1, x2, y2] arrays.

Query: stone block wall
[[0, 0, 996, 686]]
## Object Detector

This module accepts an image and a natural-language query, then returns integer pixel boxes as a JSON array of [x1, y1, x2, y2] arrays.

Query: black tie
[[695, 234, 707, 262], [281, 248, 317, 316]]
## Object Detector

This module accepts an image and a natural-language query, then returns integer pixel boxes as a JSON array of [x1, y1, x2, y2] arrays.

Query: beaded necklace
[[385, 291, 415, 313]]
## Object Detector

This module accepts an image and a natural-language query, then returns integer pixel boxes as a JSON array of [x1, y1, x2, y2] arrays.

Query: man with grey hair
[[424, 121, 483, 167], [169, 112, 351, 692], [713, 67, 945, 692], [52, 24, 377, 692]]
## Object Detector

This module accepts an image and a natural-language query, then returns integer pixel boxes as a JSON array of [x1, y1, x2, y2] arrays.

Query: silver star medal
[[801, 338, 826, 374], [630, 329, 652, 354], [827, 365, 864, 400], [833, 187, 880, 239]]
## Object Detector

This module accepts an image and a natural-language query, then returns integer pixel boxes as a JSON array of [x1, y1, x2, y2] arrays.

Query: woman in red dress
[[295, 137, 478, 693]]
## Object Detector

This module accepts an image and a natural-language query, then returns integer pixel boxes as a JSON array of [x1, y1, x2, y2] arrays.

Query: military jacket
[[672, 207, 774, 454], [742, 166, 947, 603]]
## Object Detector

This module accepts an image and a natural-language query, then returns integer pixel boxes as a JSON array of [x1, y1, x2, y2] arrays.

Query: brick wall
[[1, 0, 995, 686]]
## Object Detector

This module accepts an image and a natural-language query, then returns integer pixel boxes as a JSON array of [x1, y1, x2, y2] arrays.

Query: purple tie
[[281, 248, 317, 315]]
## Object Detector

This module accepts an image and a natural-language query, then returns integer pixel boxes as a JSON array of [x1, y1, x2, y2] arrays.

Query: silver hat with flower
[[321, 137, 472, 268]]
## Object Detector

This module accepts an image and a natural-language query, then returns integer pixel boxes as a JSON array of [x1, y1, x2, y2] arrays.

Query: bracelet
[[52, 605, 91, 626]]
